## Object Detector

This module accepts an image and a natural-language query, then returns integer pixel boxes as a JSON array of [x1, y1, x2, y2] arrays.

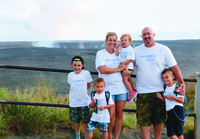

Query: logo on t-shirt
[[97, 99, 107, 107], [119, 52, 128, 61], [71, 78, 84, 86], [106, 58, 120, 65], [140, 54, 156, 61]]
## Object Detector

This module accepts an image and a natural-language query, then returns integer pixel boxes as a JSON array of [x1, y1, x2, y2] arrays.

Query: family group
[[67, 27, 186, 139]]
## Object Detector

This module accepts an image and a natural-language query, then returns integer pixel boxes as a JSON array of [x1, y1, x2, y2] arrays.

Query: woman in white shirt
[[95, 32, 128, 139]]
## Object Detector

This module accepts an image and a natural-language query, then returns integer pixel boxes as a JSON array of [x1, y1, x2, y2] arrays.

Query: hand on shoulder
[[180, 83, 186, 96]]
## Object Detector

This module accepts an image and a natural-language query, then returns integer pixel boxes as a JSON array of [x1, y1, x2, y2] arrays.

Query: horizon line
[[0, 38, 200, 43]]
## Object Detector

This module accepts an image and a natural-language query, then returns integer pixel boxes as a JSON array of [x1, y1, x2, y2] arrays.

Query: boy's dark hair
[[71, 56, 84, 69], [94, 78, 105, 85], [161, 68, 174, 76]]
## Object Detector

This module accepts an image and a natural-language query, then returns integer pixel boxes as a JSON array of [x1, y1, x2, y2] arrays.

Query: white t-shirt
[[164, 83, 184, 111], [95, 49, 128, 95], [134, 43, 177, 93], [68, 70, 93, 107], [118, 45, 135, 69], [89, 92, 114, 123]]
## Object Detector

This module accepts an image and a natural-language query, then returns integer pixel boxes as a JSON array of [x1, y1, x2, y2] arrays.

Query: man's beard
[[144, 38, 150, 44]]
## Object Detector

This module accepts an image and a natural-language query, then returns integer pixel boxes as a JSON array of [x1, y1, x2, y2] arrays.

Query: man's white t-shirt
[[68, 70, 93, 107], [164, 83, 184, 111], [95, 49, 128, 95], [134, 43, 177, 93], [89, 92, 114, 123], [118, 45, 135, 69]]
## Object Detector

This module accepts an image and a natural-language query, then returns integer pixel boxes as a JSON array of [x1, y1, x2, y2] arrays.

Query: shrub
[[0, 75, 71, 137]]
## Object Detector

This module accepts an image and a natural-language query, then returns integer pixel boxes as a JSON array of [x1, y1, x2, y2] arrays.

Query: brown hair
[[120, 33, 132, 43], [105, 32, 117, 41], [93, 78, 105, 85], [161, 68, 174, 76]]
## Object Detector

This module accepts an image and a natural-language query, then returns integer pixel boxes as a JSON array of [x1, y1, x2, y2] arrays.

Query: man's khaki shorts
[[136, 92, 166, 126]]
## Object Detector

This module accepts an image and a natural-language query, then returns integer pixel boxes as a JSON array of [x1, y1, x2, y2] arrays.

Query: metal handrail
[[0, 64, 197, 118], [0, 64, 197, 82]]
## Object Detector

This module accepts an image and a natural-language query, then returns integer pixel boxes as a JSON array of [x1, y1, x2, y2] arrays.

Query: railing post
[[195, 72, 200, 139]]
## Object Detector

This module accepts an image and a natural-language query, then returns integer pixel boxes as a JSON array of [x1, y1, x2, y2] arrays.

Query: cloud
[[0, 22, 36, 41], [0, 0, 199, 41]]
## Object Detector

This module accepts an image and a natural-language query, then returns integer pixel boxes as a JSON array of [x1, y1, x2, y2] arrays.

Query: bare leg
[[128, 76, 135, 90], [178, 135, 184, 139], [74, 123, 81, 131], [141, 126, 151, 139], [102, 132, 108, 139], [83, 123, 88, 133], [153, 124, 164, 139], [83, 123, 88, 138], [86, 130, 93, 139], [74, 123, 81, 139], [123, 75, 133, 93], [114, 100, 126, 139], [169, 135, 179, 139], [108, 102, 115, 139]]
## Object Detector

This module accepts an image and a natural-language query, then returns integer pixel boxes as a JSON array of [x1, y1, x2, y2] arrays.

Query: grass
[[181, 72, 198, 139], [0, 73, 197, 138], [0, 75, 72, 138]]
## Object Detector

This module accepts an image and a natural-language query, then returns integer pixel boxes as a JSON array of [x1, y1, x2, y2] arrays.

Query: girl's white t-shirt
[[118, 45, 135, 69], [134, 43, 177, 93], [95, 49, 128, 95], [164, 83, 184, 111], [68, 70, 93, 107], [90, 92, 114, 123]]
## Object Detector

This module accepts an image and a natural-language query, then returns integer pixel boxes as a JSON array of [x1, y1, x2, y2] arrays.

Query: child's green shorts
[[136, 92, 166, 126], [69, 106, 91, 124]]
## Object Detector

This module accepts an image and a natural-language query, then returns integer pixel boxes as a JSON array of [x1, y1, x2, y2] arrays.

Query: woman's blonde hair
[[106, 32, 117, 41], [120, 33, 132, 43]]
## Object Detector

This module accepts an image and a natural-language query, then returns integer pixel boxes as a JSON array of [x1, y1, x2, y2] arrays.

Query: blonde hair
[[94, 78, 105, 85], [106, 32, 117, 41], [120, 33, 132, 43]]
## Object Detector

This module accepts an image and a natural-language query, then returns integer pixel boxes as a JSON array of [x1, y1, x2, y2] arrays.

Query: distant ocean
[[0, 40, 199, 95]]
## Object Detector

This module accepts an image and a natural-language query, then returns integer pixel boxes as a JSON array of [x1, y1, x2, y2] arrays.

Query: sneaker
[[128, 90, 137, 102]]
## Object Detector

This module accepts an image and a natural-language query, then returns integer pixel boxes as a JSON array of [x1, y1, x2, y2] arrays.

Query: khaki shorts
[[136, 92, 166, 126]]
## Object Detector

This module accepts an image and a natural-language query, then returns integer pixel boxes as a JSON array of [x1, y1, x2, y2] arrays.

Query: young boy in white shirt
[[68, 56, 93, 139], [87, 78, 114, 139], [156, 68, 185, 139], [115, 33, 136, 102]]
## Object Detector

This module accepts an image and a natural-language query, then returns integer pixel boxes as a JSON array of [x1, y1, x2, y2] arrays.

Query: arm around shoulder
[[169, 65, 185, 95]]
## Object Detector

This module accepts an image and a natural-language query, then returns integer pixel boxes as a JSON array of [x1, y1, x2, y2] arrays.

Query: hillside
[[0, 40, 199, 95]]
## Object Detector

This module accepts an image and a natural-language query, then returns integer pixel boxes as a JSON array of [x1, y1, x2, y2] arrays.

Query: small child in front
[[68, 56, 93, 139], [115, 33, 136, 102], [87, 78, 114, 139], [156, 68, 185, 139]]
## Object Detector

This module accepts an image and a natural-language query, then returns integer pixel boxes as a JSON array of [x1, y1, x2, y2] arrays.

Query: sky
[[0, 0, 200, 42]]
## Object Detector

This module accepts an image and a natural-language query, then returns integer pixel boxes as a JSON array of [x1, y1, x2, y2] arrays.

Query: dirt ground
[[2, 127, 169, 139]]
